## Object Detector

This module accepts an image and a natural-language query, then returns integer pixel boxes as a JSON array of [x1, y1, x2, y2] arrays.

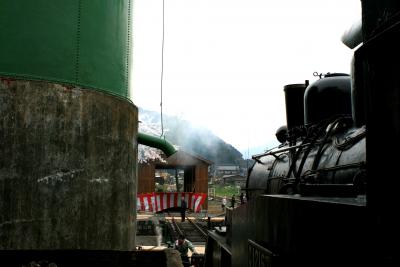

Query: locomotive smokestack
[[283, 81, 308, 139]]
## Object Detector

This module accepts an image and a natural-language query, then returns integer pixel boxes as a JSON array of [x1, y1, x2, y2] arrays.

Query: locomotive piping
[[252, 142, 324, 159], [334, 126, 366, 150], [311, 115, 352, 171], [291, 116, 337, 184]]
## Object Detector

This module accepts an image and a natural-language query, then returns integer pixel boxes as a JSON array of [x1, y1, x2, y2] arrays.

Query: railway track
[[167, 213, 208, 244]]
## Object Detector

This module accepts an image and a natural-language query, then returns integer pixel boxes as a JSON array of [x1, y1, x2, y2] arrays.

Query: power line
[[160, 0, 165, 137]]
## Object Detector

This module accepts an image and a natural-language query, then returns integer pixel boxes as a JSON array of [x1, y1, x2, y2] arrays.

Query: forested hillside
[[139, 108, 245, 165]]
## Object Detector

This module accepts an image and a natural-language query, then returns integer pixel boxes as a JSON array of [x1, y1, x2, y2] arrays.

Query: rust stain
[[0, 76, 16, 87]]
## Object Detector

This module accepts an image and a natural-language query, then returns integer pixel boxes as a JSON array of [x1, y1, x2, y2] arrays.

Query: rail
[[167, 213, 208, 243], [187, 217, 208, 239]]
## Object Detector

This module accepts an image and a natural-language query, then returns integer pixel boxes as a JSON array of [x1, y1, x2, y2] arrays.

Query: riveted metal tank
[[0, 0, 132, 99], [0, 0, 137, 255]]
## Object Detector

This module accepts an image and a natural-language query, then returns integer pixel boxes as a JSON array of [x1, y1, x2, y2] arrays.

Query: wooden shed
[[138, 150, 212, 208]]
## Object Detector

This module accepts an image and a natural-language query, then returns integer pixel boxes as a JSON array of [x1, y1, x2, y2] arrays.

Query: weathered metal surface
[[0, 0, 132, 99], [231, 195, 368, 267], [359, 3, 400, 263], [204, 231, 232, 267], [0, 77, 137, 250]]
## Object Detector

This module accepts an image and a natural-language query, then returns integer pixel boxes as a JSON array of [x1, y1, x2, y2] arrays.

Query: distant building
[[222, 174, 246, 188], [138, 149, 213, 208], [214, 164, 240, 177]]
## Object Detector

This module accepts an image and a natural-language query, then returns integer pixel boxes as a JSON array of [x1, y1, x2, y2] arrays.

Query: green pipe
[[138, 132, 177, 157]]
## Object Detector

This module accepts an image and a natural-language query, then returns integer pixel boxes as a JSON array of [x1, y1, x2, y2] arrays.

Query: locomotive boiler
[[247, 73, 366, 200]]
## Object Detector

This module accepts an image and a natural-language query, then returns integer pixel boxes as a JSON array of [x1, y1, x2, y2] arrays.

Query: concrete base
[[0, 77, 138, 250], [0, 249, 183, 267]]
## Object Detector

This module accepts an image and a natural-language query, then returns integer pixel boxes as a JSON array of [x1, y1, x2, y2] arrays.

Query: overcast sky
[[131, 0, 361, 157]]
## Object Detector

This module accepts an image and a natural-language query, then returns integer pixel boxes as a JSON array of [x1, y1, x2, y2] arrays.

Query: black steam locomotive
[[204, 2, 399, 267], [218, 74, 368, 267]]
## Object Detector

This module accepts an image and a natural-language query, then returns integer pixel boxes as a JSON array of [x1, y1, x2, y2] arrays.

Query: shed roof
[[216, 165, 240, 171], [158, 150, 213, 167], [222, 174, 246, 180]]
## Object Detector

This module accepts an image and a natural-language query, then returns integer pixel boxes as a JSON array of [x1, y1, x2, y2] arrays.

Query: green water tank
[[0, 0, 132, 99]]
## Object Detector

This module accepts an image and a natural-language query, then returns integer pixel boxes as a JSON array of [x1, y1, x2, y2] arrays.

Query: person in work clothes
[[180, 196, 187, 222], [239, 192, 245, 205], [175, 234, 197, 267], [221, 196, 227, 211], [231, 194, 236, 208]]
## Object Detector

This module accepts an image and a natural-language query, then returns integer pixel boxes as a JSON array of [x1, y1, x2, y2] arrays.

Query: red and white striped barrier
[[137, 192, 207, 213]]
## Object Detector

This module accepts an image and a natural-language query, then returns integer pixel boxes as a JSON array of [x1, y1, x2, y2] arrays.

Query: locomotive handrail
[[301, 162, 366, 176], [252, 142, 321, 160]]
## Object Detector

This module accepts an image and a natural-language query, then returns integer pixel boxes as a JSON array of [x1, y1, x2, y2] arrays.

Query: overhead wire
[[160, 0, 165, 137]]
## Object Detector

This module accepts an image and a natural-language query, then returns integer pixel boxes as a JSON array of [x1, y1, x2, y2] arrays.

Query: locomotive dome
[[304, 73, 352, 126]]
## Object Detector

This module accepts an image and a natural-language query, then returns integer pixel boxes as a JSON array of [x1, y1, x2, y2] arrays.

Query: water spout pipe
[[138, 132, 177, 157]]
